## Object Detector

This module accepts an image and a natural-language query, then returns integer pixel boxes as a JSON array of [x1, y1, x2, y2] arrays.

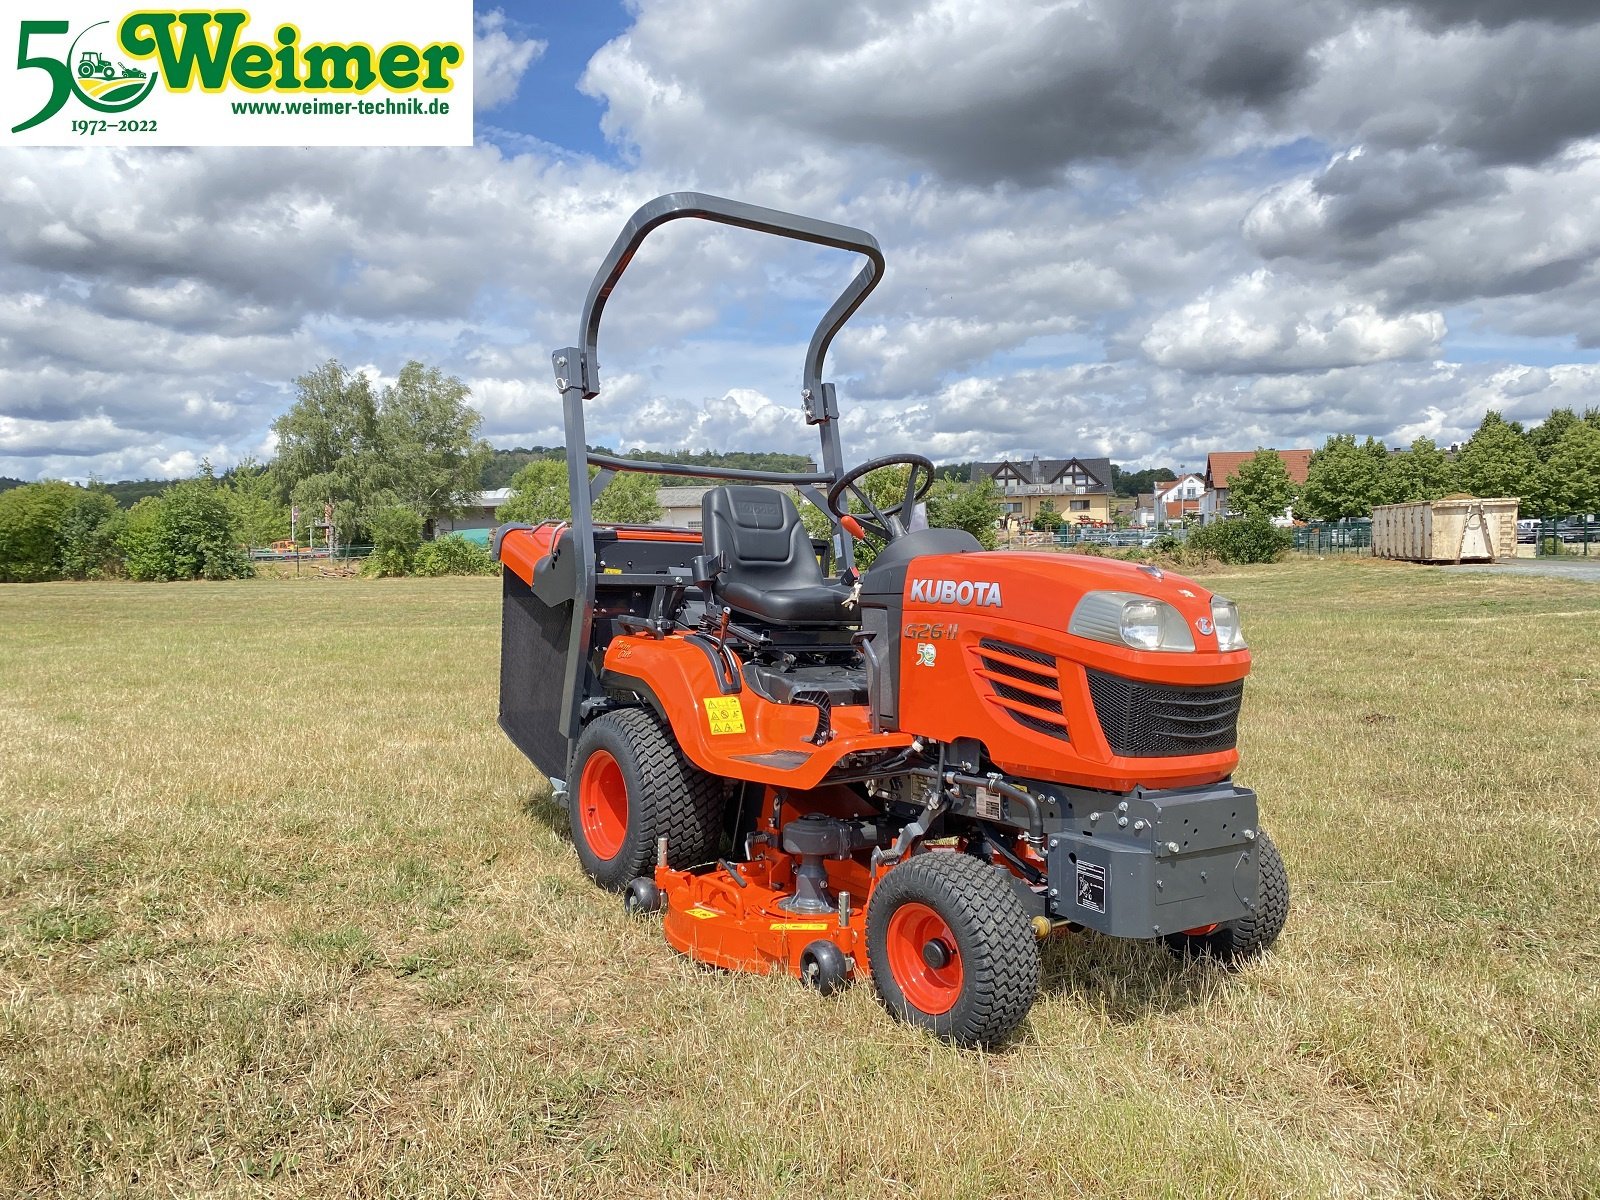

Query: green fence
[[1293, 520, 1371, 555], [1528, 516, 1597, 556]]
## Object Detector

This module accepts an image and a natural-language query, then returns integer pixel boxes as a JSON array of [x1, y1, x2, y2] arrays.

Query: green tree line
[[1224, 406, 1600, 523]]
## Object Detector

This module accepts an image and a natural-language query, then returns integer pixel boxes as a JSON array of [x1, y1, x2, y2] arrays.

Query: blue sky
[[3, 0, 1600, 483]]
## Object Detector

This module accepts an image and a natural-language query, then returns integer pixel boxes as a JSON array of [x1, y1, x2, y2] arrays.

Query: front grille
[[1085, 668, 1243, 757], [977, 638, 1068, 741]]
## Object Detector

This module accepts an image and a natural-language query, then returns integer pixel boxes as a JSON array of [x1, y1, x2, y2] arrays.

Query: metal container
[[1370, 498, 1519, 563]]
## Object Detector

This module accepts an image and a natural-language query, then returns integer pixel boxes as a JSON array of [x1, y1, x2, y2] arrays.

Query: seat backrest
[[701, 486, 825, 589]]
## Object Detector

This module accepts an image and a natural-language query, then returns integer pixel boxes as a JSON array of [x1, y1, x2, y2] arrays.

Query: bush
[[56, 490, 122, 579], [0, 482, 78, 581], [413, 535, 497, 577], [364, 506, 424, 577], [1186, 516, 1292, 565], [120, 468, 252, 582], [119, 497, 167, 581]]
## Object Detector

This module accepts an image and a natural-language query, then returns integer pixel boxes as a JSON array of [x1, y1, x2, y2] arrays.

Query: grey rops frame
[[546, 191, 887, 755]]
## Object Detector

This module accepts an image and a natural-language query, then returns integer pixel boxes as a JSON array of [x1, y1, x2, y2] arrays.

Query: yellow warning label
[[703, 695, 746, 735], [602, 567, 623, 575], [685, 906, 719, 920], [769, 921, 830, 931]]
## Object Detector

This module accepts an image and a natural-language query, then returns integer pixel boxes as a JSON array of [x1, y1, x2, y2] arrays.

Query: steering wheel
[[825, 453, 937, 543]]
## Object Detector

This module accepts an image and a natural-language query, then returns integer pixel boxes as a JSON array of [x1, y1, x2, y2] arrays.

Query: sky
[[4, 0, 1600, 484]]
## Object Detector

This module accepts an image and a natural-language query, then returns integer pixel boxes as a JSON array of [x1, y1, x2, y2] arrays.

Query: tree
[[1454, 410, 1536, 499], [1111, 465, 1178, 498], [1525, 407, 1580, 463], [376, 361, 492, 533], [1227, 449, 1298, 520], [1032, 498, 1062, 531], [224, 458, 289, 549], [495, 460, 663, 526], [272, 360, 385, 541], [272, 358, 489, 543], [1528, 422, 1600, 518], [0, 481, 77, 581], [926, 476, 1002, 550], [1382, 437, 1457, 504], [1301, 435, 1382, 520]]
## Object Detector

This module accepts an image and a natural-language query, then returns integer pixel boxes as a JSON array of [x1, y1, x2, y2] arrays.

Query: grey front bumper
[[1043, 782, 1261, 938]]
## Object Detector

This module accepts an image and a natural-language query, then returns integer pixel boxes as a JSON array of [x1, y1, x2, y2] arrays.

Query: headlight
[[1211, 596, 1245, 651], [1069, 591, 1195, 653]]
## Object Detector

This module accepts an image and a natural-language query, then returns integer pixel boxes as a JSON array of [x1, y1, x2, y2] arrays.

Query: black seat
[[701, 486, 852, 625]]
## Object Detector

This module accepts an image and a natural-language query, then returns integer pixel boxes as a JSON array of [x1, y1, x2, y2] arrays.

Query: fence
[[1526, 516, 1596, 557], [1293, 520, 1372, 555], [248, 543, 374, 561]]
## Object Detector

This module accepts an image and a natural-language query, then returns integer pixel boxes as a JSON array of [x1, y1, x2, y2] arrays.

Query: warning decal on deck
[[703, 696, 746, 735], [1075, 861, 1106, 914], [685, 906, 719, 920]]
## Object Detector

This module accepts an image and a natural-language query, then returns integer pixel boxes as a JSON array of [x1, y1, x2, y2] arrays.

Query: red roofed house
[[1199, 449, 1314, 523]]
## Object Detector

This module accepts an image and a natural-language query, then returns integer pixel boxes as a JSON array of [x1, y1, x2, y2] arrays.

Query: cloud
[[474, 10, 546, 111], [583, 0, 1342, 184], [1140, 271, 1445, 372]]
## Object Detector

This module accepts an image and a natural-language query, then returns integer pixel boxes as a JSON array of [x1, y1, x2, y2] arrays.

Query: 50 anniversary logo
[[4, 4, 473, 146]]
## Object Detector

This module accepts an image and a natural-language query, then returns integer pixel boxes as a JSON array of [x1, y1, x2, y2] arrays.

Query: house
[[971, 455, 1114, 526], [1199, 450, 1313, 523], [433, 488, 513, 542], [655, 485, 717, 531], [1133, 474, 1205, 527], [1156, 474, 1205, 524]]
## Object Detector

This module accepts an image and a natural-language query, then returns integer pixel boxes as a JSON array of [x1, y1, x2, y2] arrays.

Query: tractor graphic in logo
[[9, 18, 162, 133], [77, 51, 147, 82]]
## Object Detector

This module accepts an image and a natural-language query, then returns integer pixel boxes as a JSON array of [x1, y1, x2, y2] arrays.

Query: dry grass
[[1, 560, 1597, 1198]]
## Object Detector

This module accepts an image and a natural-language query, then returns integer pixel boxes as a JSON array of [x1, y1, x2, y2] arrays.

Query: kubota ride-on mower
[[495, 194, 1288, 1047]]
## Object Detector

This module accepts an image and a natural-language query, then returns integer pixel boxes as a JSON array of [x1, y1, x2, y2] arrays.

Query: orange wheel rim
[[885, 901, 963, 1015], [578, 749, 628, 861]]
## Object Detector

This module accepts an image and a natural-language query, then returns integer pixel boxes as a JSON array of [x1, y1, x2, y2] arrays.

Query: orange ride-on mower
[[494, 193, 1288, 1047]]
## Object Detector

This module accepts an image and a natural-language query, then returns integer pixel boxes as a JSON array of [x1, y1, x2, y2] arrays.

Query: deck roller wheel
[[569, 708, 724, 891], [622, 877, 663, 916], [799, 940, 850, 996], [866, 851, 1040, 1048]]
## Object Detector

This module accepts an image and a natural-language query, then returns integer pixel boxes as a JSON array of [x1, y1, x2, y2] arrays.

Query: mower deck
[[656, 857, 866, 979]]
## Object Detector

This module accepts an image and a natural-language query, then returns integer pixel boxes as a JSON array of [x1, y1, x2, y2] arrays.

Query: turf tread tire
[[866, 850, 1041, 1048], [1165, 829, 1289, 962], [570, 708, 724, 891]]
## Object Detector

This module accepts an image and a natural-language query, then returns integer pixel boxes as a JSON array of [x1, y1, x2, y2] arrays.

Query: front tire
[[866, 851, 1040, 1048], [569, 708, 724, 891], [1164, 830, 1289, 962]]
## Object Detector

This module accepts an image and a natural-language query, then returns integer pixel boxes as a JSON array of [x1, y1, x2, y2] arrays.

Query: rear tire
[[866, 851, 1040, 1048], [1164, 830, 1289, 962], [569, 708, 724, 891]]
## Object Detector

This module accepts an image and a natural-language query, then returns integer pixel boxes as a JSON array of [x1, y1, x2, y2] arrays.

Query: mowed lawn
[[1, 560, 1597, 1199]]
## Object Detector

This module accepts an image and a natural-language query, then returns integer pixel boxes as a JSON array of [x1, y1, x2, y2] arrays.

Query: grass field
[[2, 560, 1597, 1198]]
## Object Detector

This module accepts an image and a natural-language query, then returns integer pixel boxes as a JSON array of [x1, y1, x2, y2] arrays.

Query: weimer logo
[[4, 3, 472, 147]]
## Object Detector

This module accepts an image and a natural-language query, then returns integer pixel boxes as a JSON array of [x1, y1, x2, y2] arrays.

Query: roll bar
[[551, 191, 884, 423], [545, 193, 886, 747]]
